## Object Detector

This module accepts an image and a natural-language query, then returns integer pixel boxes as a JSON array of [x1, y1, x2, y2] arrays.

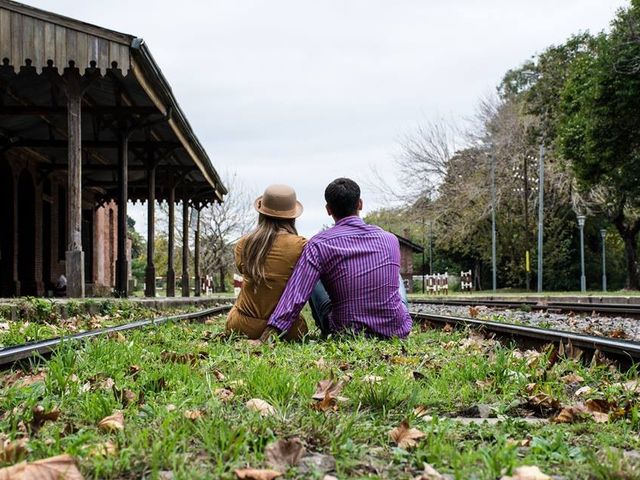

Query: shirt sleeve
[[267, 241, 322, 332]]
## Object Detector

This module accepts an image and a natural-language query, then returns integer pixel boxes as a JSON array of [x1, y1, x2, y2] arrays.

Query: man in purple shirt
[[259, 178, 412, 342]]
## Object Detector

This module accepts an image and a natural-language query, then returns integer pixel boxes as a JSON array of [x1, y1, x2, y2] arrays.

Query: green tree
[[557, 5, 640, 289]]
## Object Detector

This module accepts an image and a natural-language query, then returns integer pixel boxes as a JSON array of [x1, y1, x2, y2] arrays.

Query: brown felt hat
[[254, 184, 304, 219]]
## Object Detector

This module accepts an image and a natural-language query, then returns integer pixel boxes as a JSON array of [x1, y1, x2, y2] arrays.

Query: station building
[[0, 0, 226, 298]]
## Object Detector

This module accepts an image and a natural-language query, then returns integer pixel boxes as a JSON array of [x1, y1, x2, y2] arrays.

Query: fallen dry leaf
[[246, 398, 276, 417], [235, 468, 282, 480], [87, 441, 117, 458], [527, 394, 560, 411], [312, 377, 348, 402], [184, 409, 204, 420], [166, 404, 177, 412], [413, 405, 433, 420], [312, 392, 339, 413], [265, 438, 305, 470], [314, 358, 328, 368], [414, 462, 445, 479], [468, 306, 480, 318], [161, 351, 200, 365], [97, 411, 124, 432], [0, 453, 84, 480], [128, 365, 141, 376], [31, 405, 61, 431], [0, 436, 27, 463], [560, 373, 584, 384], [214, 388, 235, 402], [574, 386, 592, 397], [442, 323, 454, 333], [389, 420, 425, 449], [500, 465, 551, 480], [213, 370, 226, 381]]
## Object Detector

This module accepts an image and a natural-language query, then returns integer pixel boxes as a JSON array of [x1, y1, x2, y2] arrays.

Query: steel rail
[[412, 311, 640, 363], [0, 304, 232, 367], [409, 298, 640, 317]]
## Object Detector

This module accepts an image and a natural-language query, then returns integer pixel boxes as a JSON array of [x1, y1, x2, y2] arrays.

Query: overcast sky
[[31, 0, 629, 237]]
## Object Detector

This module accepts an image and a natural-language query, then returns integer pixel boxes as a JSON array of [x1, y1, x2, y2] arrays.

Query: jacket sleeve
[[234, 239, 245, 275], [267, 241, 322, 333]]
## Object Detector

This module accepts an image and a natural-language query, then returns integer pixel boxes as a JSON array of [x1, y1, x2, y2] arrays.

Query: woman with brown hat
[[225, 184, 308, 340]]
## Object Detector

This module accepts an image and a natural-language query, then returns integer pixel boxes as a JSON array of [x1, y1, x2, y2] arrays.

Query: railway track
[[0, 304, 232, 368], [409, 298, 640, 317], [412, 311, 640, 365]]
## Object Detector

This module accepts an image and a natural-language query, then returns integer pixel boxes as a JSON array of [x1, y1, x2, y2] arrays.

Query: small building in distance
[[394, 229, 424, 293]]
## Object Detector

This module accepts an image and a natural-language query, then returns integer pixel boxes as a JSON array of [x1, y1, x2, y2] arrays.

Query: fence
[[425, 273, 449, 295]]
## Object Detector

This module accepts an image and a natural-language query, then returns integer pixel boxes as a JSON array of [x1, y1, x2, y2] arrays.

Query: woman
[[225, 184, 308, 340]]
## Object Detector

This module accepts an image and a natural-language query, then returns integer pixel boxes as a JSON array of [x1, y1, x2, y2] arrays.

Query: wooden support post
[[65, 81, 84, 298], [144, 165, 156, 297], [116, 133, 129, 297], [194, 205, 201, 297], [166, 185, 176, 297], [181, 197, 190, 297]]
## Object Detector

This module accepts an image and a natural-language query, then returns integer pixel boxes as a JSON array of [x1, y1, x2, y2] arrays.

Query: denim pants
[[309, 276, 409, 336]]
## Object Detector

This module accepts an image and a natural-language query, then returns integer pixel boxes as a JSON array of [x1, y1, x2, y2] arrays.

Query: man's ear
[[326, 204, 333, 216], [357, 198, 363, 211]]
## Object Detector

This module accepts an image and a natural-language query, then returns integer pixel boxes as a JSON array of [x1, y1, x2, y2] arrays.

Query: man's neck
[[333, 214, 360, 224]]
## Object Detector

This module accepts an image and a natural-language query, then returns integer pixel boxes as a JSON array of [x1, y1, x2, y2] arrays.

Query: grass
[[0, 298, 208, 348], [1, 313, 640, 479], [409, 290, 640, 298]]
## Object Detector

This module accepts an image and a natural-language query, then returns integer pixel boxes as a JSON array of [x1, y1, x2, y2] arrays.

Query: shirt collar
[[335, 215, 364, 227]]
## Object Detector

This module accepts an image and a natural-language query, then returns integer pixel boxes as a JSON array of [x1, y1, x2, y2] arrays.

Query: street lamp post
[[537, 145, 545, 293], [491, 154, 497, 293], [577, 215, 586, 293], [600, 228, 607, 292]]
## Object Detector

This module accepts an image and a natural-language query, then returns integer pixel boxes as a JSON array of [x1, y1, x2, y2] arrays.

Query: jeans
[[309, 275, 409, 336]]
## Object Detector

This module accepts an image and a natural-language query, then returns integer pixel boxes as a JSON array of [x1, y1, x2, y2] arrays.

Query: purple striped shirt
[[268, 216, 412, 338]]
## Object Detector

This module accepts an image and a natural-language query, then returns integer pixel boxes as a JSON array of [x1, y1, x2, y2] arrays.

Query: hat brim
[[254, 196, 304, 219]]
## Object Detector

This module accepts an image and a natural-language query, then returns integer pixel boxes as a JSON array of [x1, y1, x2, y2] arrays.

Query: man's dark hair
[[325, 178, 361, 219]]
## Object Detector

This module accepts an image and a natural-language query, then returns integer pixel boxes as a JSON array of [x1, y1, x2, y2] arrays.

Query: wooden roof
[[0, 0, 226, 202]]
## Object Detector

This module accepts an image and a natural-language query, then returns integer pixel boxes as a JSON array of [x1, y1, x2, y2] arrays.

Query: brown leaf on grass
[[475, 379, 493, 389], [500, 465, 551, 480], [183, 410, 203, 420], [246, 398, 276, 417], [552, 404, 610, 424], [265, 438, 306, 470], [585, 398, 616, 413], [312, 376, 348, 402], [442, 323, 454, 333], [86, 441, 118, 458], [413, 406, 433, 420], [414, 463, 445, 479], [0, 436, 28, 463], [235, 468, 282, 480], [214, 388, 234, 402], [389, 420, 426, 449], [312, 392, 339, 412], [97, 411, 124, 432], [107, 331, 126, 342], [213, 370, 226, 381], [2, 370, 47, 388], [166, 404, 177, 412], [31, 405, 61, 431], [0, 453, 84, 480], [128, 365, 141, 377], [338, 362, 352, 371], [526, 394, 560, 411], [560, 373, 584, 384], [468, 306, 479, 318], [574, 386, 592, 397]]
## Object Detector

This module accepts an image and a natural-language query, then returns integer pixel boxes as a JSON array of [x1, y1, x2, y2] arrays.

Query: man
[[259, 177, 412, 342]]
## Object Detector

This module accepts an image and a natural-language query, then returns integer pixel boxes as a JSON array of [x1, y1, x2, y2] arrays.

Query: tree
[[557, 5, 640, 288], [198, 174, 254, 291]]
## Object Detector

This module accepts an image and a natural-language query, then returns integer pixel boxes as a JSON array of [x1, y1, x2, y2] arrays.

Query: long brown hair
[[242, 213, 297, 288]]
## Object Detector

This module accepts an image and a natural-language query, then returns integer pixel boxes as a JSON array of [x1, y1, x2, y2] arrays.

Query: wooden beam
[[65, 72, 84, 298], [194, 206, 201, 297], [0, 105, 160, 115], [181, 196, 189, 297], [8, 139, 181, 148], [166, 184, 175, 297], [115, 132, 129, 297], [144, 164, 156, 297]]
